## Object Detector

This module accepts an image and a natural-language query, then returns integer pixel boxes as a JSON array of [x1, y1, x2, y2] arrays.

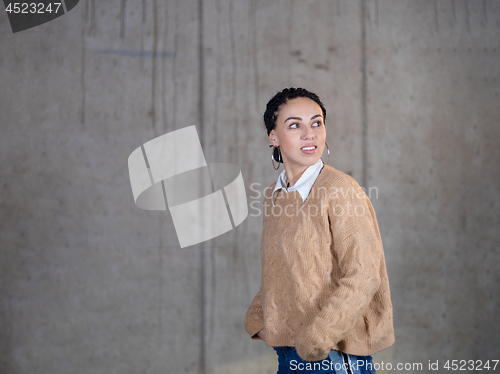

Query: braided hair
[[264, 87, 326, 163]]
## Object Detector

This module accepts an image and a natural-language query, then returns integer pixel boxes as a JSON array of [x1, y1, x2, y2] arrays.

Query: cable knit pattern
[[244, 165, 394, 362]]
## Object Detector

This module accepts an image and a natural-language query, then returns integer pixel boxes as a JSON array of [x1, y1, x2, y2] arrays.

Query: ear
[[269, 130, 279, 147]]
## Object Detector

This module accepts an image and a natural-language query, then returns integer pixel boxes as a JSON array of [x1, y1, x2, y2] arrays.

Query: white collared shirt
[[271, 159, 324, 206]]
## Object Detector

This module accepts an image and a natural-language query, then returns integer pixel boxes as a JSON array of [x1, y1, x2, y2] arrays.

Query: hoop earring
[[322, 142, 330, 164], [271, 146, 281, 170]]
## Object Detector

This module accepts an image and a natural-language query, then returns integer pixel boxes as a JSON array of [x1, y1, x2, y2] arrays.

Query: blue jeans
[[273, 347, 375, 374]]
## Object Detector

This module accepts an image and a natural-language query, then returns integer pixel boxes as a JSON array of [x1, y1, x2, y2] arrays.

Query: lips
[[300, 144, 317, 154]]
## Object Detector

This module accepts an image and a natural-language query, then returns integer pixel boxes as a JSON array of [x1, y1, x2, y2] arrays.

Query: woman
[[244, 88, 394, 374]]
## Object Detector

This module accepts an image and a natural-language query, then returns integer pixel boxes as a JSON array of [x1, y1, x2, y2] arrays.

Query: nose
[[301, 125, 315, 139]]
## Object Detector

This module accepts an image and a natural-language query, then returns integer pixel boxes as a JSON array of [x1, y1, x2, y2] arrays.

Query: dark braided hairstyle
[[264, 87, 326, 163]]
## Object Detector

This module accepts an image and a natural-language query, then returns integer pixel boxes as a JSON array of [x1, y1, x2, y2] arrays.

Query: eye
[[290, 123, 299, 129], [312, 120, 323, 127]]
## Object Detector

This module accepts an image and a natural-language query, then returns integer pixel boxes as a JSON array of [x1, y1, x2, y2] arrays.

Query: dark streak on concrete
[[229, 0, 239, 163], [140, 0, 146, 70], [172, 1, 179, 130], [434, 0, 439, 33], [465, 0, 470, 33], [93, 50, 175, 58], [198, 0, 207, 371], [287, 0, 294, 84], [314, 63, 329, 71], [151, 0, 159, 138], [213, 0, 221, 159], [161, 1, 168, 134], [251, 0, 259, 110], [120, 0, 126, 39], [81, 3, 86, 129], [483, 0, 487, 24], [361, 0, 368, 189], [90, 0, 95, 34], [209, 246, 216, 345], [157, 213, 164, 348]]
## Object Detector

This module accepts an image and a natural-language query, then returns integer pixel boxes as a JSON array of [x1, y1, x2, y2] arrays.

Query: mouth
[[300, 145, 317, 154]]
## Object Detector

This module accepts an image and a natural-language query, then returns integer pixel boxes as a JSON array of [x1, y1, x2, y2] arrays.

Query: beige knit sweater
[[244, 165, 394, 362]]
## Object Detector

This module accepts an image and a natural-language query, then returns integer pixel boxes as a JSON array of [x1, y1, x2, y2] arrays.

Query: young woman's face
[[269, 97, 326, 173]]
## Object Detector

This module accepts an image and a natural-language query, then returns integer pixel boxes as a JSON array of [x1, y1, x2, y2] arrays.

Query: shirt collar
[[271, 159, 324, 206]]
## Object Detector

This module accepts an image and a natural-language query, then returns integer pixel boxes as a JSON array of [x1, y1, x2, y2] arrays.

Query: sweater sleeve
[[244, 290, 264, 340], [295, 181, 384, 361]]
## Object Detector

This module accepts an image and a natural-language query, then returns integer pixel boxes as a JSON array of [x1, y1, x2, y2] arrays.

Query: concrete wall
[[0, 1, 499, 373]]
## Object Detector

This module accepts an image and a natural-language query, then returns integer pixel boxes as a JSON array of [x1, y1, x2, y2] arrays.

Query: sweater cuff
[[246, 323, 263, 340], [295, 323, 331, 362], [244, 311, 264, 340]]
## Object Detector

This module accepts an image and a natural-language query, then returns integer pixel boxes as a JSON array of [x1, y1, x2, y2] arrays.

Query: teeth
[[302, 146, 315, 150]]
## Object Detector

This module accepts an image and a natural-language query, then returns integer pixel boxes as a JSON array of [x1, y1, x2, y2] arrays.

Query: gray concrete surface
[[1, 1, 499, 373]]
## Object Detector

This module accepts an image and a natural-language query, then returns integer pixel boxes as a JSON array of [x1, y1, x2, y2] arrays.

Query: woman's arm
[[295, 182, 385, 361]]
